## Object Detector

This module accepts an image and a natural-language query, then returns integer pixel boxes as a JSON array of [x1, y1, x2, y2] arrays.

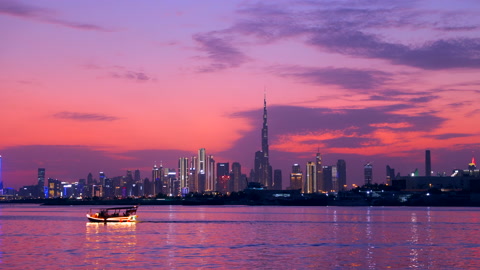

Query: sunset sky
[[1, 0, 480, 189]]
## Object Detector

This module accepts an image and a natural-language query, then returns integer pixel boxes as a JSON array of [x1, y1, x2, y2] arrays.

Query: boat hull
[[86, 214, 137, 222]]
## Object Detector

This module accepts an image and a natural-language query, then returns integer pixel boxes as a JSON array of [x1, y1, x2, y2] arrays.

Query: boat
[[86, 205, 139, 222]]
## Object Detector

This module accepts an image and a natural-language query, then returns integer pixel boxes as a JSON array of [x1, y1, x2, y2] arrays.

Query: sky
[[1, 0, 480, 190]]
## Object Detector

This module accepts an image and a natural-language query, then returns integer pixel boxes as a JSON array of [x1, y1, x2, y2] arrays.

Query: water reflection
[[1, 205, 480, 269], [84, 222, 137, 268]]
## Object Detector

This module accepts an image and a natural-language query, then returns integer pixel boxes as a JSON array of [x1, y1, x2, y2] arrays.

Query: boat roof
[[90, 206, 138, 211]]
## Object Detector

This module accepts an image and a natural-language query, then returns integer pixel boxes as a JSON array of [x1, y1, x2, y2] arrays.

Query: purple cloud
[[231, 104, 445, 150], [111, 71, 151, 82], [433, 133, 471, 140], [53, 112, 120, 122], [271, 66, 392, 90], [193, 32, 249, 72], [224, 1, 480, 70], [369, 90, 440, 103], [0, 0, 112, 32]]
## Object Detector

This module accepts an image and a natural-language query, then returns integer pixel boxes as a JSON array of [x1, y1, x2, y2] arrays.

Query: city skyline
[[1, 1, 480, 189]]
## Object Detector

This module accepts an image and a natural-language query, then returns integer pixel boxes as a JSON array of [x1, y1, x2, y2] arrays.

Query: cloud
[[226, 1, 480, 70], [53, 112, 120, 122], [193, 32, 249, 72], [432, 133, 471, 140], [308, 28, 480, 70], [368, 89, 440, 103], [110, 71, 152, 82], [271, 66, 392, 90], [231, 104, 445, 154], [0, 0, 112, 32]]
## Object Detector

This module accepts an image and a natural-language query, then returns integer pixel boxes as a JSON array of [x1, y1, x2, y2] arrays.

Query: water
[[1, 205, 480, 269]]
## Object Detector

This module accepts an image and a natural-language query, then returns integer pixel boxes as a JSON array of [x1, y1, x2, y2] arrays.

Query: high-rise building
[[322, 166, 333, 192], [337, 159, 347, 191], [134, 170, 141, 182], [206, 155, 215, 191], [331, 166, 338, 192], [386, 165, 395, 185], [178, 157, 189, 195], [87, 172, 93, 185], [305, 161, 316, 193], [425, 150, 431, 177], [38, 168, 45, 198], [216, 162, 229, 193], [316, 152, 324, 192], [231, 162, 242, 192], [254, 95, 271, 188], [152, 164, 161, 196], [189, 156, 198, 192], [99, 172, 106, 186], [198, 148, 207, 192], [364, 162, 373, 186], [290, 164, 303, 190]]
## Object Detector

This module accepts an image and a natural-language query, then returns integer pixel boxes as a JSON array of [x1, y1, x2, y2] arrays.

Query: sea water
[[1, 204, 480, 269]]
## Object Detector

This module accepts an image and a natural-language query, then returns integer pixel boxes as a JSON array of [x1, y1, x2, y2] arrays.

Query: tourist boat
[[86, 205, 138, 222]]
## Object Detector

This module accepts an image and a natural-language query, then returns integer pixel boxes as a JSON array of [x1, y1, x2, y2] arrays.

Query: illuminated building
[[152, 164, 159, 196], [289, 164, 303, 190], [331, 166, 338, 192], [197, 148, 216, 192], [386, 165, 395, 186], [254, 94, 271, 188], [364, 163, 373, 186], [322, 166, 333, 192], [189, 156, 198, 192], [426, 150, 431, 177], [316, 152, 324, 192], [178, 157, 189, 195], [469, 156, 477, 171], [216, 162, 229, 193], [337, 159, 347, 191], [99, 171, 106, 188], [38, 168, 45, 198], [231, 162, 242, 192], [305, 161, 316, 193], [207, 155, 215, 191], [48, 178, 61, 198]]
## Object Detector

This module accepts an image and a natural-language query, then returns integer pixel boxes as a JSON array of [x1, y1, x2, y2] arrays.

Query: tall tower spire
[[255, 92, 271, 187], [262, 92, 269, 158]]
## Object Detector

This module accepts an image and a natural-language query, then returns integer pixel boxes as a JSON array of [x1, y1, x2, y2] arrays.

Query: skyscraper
[[231, 162, 242, 192], [216, 162, 229, 193], [425, 150, 431, 177], [322, 166, 333, 192], [337, 159, 347, 191], [364, 162, 373, 186], [178, 157, 189, 195], [316, 152, 324, 192], [305, 161, 316, 193], [290, 164, 303, 190], [207, 155, 215, 191], [189, 156, 198, 192], [254, 94, 271, 188], [38, 168, 45, 198], [386, 165, 395, 185], [152, 164, 160, 196]]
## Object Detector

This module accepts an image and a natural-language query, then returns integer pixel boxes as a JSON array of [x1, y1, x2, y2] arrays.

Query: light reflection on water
[[1, 205, 480, 269]]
